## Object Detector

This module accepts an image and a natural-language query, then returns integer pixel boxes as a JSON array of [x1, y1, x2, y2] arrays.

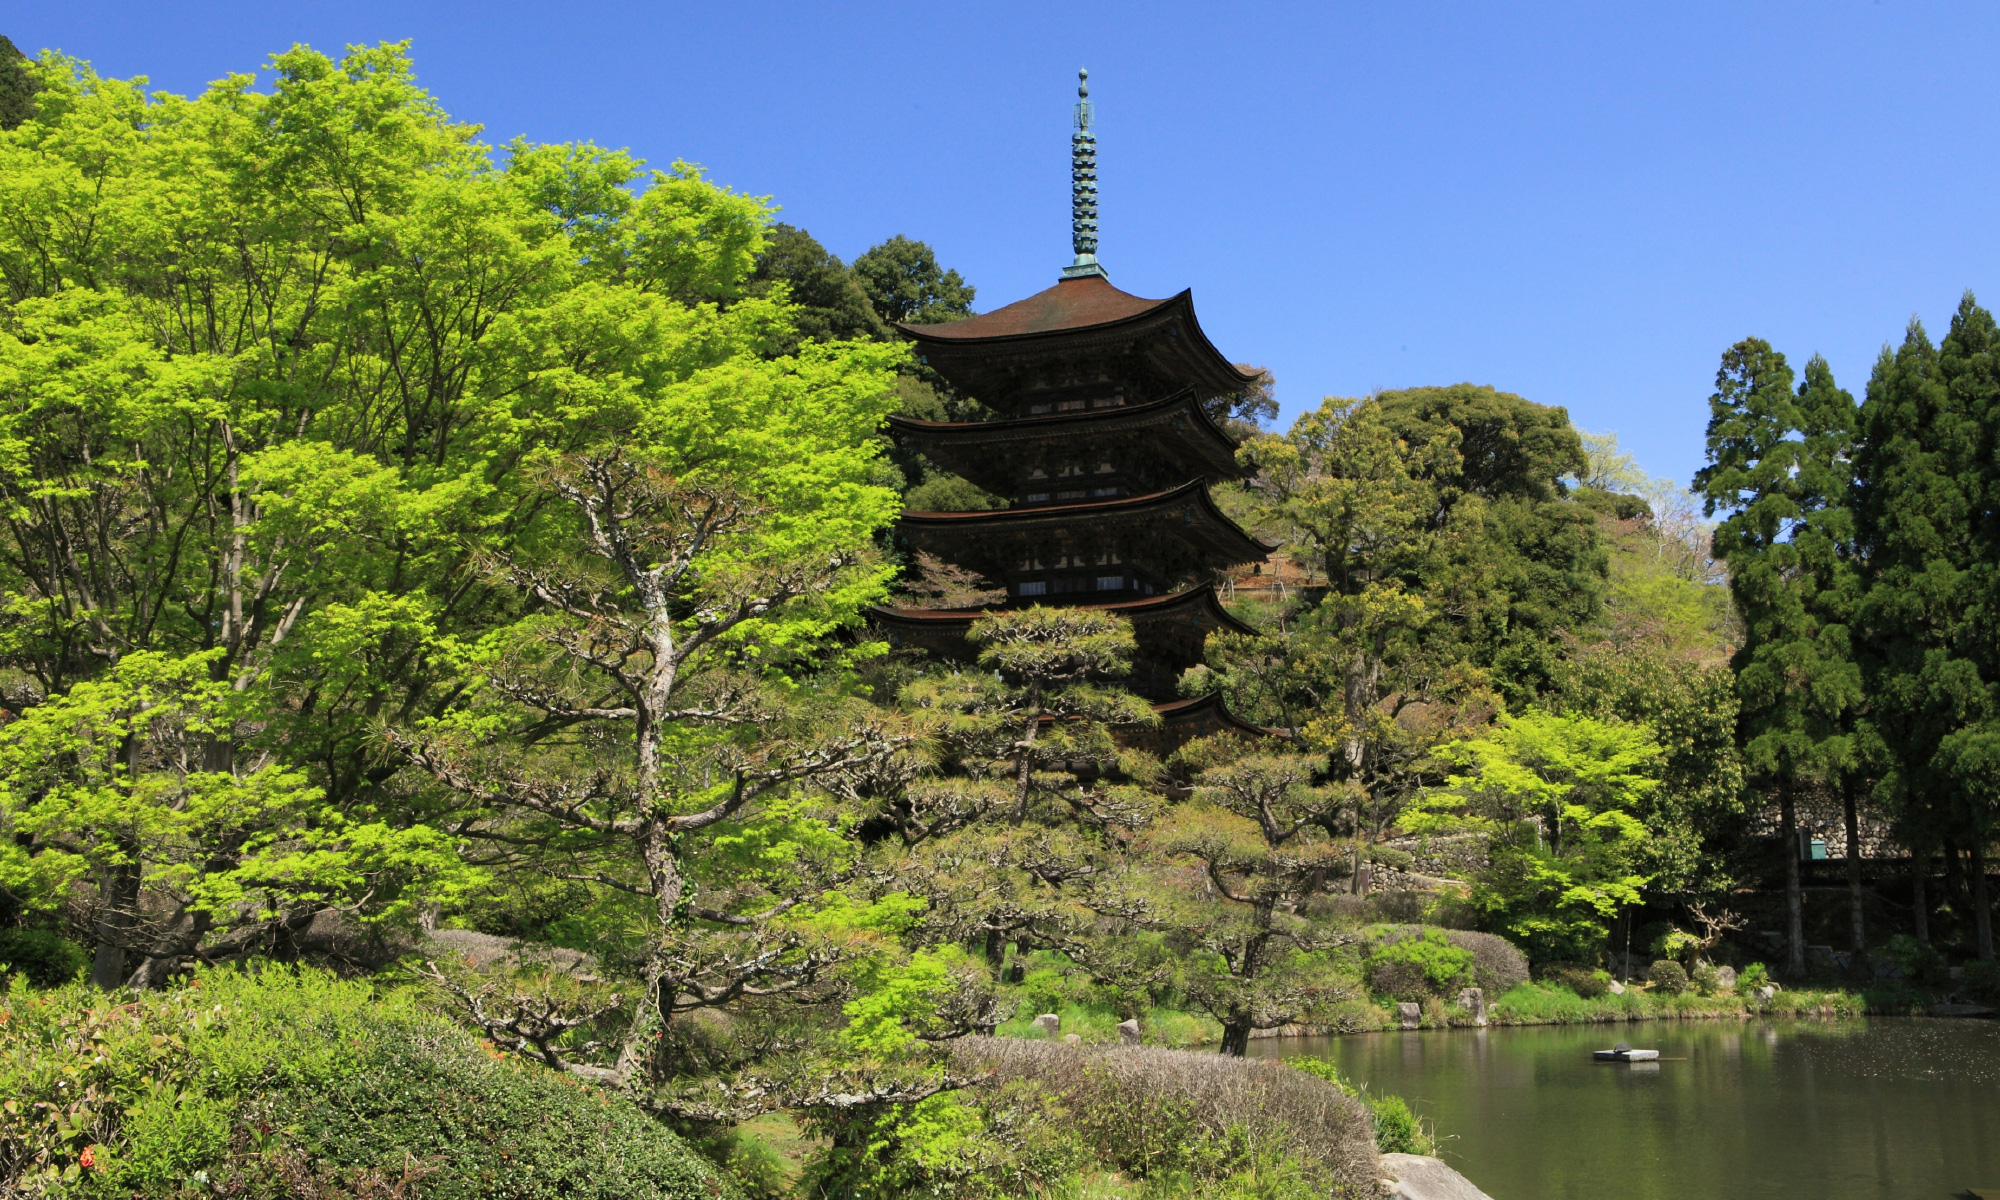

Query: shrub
[[1691, 964, 1726, 996], [1964, 960, 2000, 1005], [947, 1038, 1377, 1197], [1537, 962, 1610, 999], [0, 929, 90, 987], [1738, 962, 1770, 990], [1364, 1094, 1432, 1156], [1647, 959, 1689, 994], [0, 968, 728, 1199], [1286, 1058, 1433, 1158], [1365, 929, 1473, 1001], [1444, 930, 1528, 995], [1884, 934, 1951, 988]]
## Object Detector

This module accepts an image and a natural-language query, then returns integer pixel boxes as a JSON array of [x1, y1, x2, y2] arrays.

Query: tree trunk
[[1843, 782, 1865, 954], [1012, 681, 1043, 823], [1972, 842, 1995, 963], [1219, 1014, 1252, 1057], [1912, 848, 1930, 944], [983, 927, 1006, 970], [1779, 790, 1804, 976], [126, 905, 214, 990], [90, 858, 141, 990], [1945, 839, 1968, 930]]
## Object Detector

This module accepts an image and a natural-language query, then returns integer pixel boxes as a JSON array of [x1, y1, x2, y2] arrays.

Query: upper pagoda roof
[[902, 274, 1174, 340], [897, 276, 1258, 409]]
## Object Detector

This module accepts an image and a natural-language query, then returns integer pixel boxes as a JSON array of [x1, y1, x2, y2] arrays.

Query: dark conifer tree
[[1853, 298, 1999, 962], [0, 36, 38, 131], [1696, 340, 1860, 976]]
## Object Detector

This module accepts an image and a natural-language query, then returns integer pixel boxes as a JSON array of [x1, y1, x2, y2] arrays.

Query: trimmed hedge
[[0, 967, 729, 1199]]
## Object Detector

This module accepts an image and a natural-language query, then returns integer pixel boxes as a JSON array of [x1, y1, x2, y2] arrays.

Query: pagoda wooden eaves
[[897, 479, 1273, 588], [886, 387, 1246, 497]]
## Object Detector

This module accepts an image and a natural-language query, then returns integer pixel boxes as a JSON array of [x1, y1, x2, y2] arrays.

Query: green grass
[[1487, 981, 1864, 1025]]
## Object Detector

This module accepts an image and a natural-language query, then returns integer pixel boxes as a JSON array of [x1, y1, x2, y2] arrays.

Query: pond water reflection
[[1253, 1018, 2000, 1200]]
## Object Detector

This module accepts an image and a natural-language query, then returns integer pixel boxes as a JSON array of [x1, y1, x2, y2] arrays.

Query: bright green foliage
[[850, 235, 975, 327], [0, 650, 472, 981], [840, 946, 992, 1055], [0, 41, 905, 987], [1421, 711, 1661, 961], [1551, 642, 1744, 895], [1363, 929, 1473, 1000]]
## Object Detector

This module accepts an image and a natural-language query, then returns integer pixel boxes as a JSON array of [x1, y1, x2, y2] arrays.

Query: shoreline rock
[[1379, 1152, 1496, 1199]]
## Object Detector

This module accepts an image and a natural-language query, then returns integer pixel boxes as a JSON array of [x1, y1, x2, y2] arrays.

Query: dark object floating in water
[[1594, 1042, 1660, 1062]]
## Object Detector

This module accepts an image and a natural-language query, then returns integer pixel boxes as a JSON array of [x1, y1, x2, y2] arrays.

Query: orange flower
[[78, 1146, 96, 1169]]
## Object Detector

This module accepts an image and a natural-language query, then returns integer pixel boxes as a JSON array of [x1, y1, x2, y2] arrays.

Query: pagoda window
[[1023, 492, 1050, 504], [1029, 403, 1053, 415], [1017, 581, 1048, 597], [1093, 486, 1119, 497], [1051, 577, 1085, 594], [1057, 489, 1086, 501], [1096, 575, 1125, 591], [1057, 399, 1087, 412]]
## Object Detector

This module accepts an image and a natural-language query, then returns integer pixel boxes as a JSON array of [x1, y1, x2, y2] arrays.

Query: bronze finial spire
[[1062, 67, 1108, 280]]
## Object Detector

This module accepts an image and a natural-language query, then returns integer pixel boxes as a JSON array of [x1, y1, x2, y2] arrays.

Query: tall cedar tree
[[1853, 297, 2000, 961], [1695, 341, 1861, 974]]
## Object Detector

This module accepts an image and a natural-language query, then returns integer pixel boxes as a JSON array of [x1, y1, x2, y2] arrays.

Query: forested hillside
[[0, 37, 1993, 1200]]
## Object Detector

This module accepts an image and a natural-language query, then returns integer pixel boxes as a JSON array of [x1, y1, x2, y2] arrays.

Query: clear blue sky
[[9, 2, 2000, 485]]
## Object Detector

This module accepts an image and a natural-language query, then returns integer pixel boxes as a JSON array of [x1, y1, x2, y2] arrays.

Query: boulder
[[1064, 1033, 1082, 1044], [1754, 985, 1776, 1003], [1397, 1002, 1422, 1030], [1713, 965, 1737, 991], [1606, 979, 1626, 995], [1117, 1018, 1142, 1045], [1455, 987, 1486, 1026], [1379, 1152, 1497, 1200], [1032, 1013, 1061, 1037]]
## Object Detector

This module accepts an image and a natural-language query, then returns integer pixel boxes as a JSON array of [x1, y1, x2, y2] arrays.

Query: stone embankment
[[1379, 1153, 1496, 1199]]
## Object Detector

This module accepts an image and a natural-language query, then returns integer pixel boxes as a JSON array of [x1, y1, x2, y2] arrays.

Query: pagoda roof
[[886, 388, 1245, 494], [897, 480, 1273, 582], [902, 274, 1176, 340], [1149, 691, 1287, 740], [897, 276, 1258, 409], [870, 580, 1256, 640]]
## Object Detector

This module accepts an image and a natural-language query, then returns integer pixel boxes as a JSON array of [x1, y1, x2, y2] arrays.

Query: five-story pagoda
[[873, 71, 1271, 734]]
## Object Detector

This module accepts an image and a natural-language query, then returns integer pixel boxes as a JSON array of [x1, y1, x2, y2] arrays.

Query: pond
[[1252, 1018, 2000, 1200]]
